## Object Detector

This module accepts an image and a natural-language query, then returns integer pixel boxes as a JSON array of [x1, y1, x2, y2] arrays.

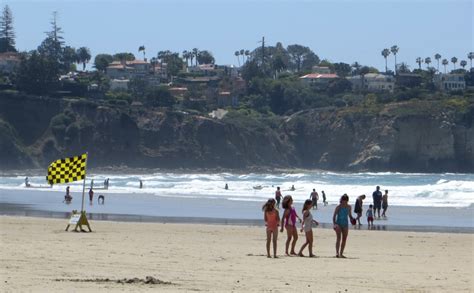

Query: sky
[[3, 0, 473, 71]]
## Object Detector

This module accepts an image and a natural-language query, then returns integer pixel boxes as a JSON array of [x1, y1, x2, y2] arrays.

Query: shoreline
[[1, 203, 472, 234]]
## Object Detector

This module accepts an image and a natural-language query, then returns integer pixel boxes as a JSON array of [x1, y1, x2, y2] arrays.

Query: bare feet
[[309, 254, 316, 257], [298, 253, 304, 257], [274, 255, 278, 258], [340, 255, 346, 258], [290, 252, 297, 256], [267, 255, 271, 258], [335, 255, 339, 258]]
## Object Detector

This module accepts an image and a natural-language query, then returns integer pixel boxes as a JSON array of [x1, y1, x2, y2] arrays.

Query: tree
[[424, 57, 431, 69], [17, 50, 60, 94], [145, 86, 176, 107], [94, 53, 113, 72], [381, 48, 390, 73], [442, 59, 449, 73], [460, 60, 467, 69], [197, 50, 215, 64], [416, 57, 423, 70], [76, 47, 91, 71], [390, 45, 399, 74], [62, 46, 77, 72], [239, 49, 245, 64], [451, 57, 458, 70], [192, 48, 199, 66], [113, 52, 135, 62], [234, 50, 240, 66], [38, 11, 65, 64], [468, 52, 474, 69], [287, 44, 319, 72], [182, 50, 189, 67], [397, 62, 410, 73], [333, 62, 352, 77], [138, 45, 145, 60], [434, 53, 441, 72], [244, 50, 250, 63], [0, 5, 16, 52], [351, 62, 361, 75]]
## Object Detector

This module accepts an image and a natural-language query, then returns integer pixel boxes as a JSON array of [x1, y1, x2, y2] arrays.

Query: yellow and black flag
[[46, 153, 87, 185]]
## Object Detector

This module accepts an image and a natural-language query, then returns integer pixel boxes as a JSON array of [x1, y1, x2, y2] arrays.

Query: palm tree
[[460, 60, 467, 69], [390, 45, 399, 74], [192, 48, 199, 66], [416, 57, 423, 70], [451, 57, 458, 70], [434, 53, 442, 72], [442, 59, 449, 73], [381, 48, 390, 73], [424, 57, 431, 69], [138, 45, 146, 60], [182, 50, 189, 66], [76, 47, 91, 71], [239, 49, 245, 65], [468, 52, 474, 69], [150, 57, 157, 73], [351, 62, 361, 75], [244, 50, 250, 64], [234, 50, 241, 66]]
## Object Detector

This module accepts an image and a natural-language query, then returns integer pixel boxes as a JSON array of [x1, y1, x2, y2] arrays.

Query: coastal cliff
[[0, 92, 472, 172]]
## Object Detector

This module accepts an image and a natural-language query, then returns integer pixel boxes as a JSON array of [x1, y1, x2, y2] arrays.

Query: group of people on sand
[[262, 186, 389, 259], [353, 186, 389, 227]]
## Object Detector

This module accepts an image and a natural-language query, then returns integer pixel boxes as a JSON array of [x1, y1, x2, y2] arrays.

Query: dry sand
[[1, 215, 473, 292]]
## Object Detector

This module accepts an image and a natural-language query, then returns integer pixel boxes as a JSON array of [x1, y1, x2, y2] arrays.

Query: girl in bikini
[[263, 198, 280, 258], [333, 194, 355, 258], [280, 195, 302, 256], [298, 199, 319, 257]]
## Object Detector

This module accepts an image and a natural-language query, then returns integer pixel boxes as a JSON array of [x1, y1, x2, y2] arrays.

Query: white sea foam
[[1, 172, 473, 208]]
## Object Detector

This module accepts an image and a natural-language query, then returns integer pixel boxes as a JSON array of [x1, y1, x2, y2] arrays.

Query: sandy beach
[[0, 216, 472, 292]]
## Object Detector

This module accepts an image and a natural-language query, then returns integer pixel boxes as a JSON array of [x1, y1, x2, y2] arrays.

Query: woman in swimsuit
[[263, 198, 280, 258], [333, 194, 355, 258], [298, 199, 319, 257], [280, 195, 302, 256]]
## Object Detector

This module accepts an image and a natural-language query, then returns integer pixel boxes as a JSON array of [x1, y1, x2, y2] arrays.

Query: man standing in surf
[[275, 187, 282, 209], [372, 186, 383, 219]]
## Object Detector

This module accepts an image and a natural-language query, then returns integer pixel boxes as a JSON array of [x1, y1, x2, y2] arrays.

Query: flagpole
[[81, 152, 88, 212]]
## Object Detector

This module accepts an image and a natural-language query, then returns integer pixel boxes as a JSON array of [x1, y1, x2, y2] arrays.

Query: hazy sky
[[4, 0, 473, 71]]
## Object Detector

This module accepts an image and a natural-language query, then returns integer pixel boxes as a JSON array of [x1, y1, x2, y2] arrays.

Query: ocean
[[1, 172, 473, 230]]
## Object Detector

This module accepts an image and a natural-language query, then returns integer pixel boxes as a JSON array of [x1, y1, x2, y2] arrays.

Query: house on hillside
[[217, 91, 239, 107], [396, 73, 422, 88], [311, 66, 332, 74], [300, 73, 339, 86], [433, 73, 465, 91], [347, 73, 394, 92], [0, 52, 21, 74]]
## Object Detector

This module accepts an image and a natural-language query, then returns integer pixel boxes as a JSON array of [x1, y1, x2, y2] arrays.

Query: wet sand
[[1, 215, 473, 292]]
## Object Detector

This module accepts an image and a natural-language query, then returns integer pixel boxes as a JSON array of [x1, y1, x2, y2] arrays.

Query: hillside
[[0, 92, 472, 172]]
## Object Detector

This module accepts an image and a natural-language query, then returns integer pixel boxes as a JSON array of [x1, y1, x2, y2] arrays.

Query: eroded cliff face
[[0, 93, 472, 172]]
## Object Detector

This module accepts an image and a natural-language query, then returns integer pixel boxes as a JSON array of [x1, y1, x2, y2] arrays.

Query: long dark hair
[[282, 195, 292, 209], [340, 194, 349, 203], [302, 199, 312, 213], [262, 198, 276, 212]]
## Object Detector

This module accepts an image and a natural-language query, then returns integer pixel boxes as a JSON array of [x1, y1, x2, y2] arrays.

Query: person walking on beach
[[88, 188, 94, 203], [263, 198, 280, 258], [366, 204, 374, 227], [333, 194, 355, 258], [354, 195, 366, 225], [275, 187, 282, 208], [64, 186, 72, 204], [139, 180, 143, 189], [322, 191, 327, 206], [310, 189, 319, 209], [372, 186, 383, 219], [382, 190, 389, 218], [298, 199, 319, 257], [280, 195, 301, 256]]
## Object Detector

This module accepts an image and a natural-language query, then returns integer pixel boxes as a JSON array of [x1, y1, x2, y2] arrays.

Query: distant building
[[396, 73, 422, 88], [217, 91, 239, 107], [0, 52, 21, 74], [433, 73, 465, 91], [300, 73, 339, 86], [347, 73, 394, 92], [110, 79, 129, 91], [106, 59, 151, 80], [311, 66, 331, 74]]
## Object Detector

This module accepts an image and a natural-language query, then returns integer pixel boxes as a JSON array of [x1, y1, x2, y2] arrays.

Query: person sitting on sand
[[262, 198, 280, 258], [382, 190, 389, 218], [298, 199, 319, 257], [322, 190, 327, 206], [280, 195, 302, 256], [366, 204, 374, 227], [354, 195, 366, 225], [333, 194, 355, 258], [310, 189, 319, 209]]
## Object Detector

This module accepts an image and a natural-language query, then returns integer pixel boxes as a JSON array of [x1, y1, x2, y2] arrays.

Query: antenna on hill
[[257, 36, 265, 69]]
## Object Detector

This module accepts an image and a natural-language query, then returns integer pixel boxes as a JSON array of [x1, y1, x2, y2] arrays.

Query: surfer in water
[[25, 177, 31, 188], [290, 185, 295, 191], [225, 183, 228, 190], [139, 180, 143, 189]]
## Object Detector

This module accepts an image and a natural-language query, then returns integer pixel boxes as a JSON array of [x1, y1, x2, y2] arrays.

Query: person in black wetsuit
[[372, 186, 383, 219], [354, 194, 366, 225]]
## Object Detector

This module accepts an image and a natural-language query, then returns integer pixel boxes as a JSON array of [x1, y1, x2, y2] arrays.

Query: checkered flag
[[46, 154, 87, 185]]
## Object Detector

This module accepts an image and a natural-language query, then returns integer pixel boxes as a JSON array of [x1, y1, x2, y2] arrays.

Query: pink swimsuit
[[285, 207, 297, 227]]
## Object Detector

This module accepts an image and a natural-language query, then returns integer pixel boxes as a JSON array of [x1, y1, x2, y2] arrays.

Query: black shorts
[[374, 202, 382, 209]]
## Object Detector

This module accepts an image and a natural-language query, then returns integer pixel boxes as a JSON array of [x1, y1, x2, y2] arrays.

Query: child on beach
[[366, 204, 374, 227], [298, 199, 319, 257], [332, 194, 355, 258], [280, 195, 302, 256], [382, 190, 388, 218], [263, 198, 280, 258]]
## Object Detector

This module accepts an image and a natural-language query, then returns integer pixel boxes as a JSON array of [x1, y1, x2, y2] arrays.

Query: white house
[[347, 73, 394, 92], [433, 73, 466, 91]]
